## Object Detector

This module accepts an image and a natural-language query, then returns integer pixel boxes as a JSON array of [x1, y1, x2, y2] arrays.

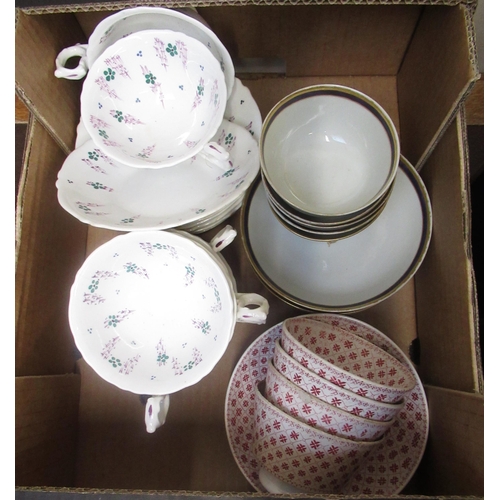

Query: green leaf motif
[[166, 43, 178, 56], [104, 68, 115, 81], [145, 73, 156, 85]]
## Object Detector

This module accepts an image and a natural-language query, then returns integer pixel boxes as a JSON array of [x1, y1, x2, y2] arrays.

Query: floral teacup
[[68, 226, 269, 433], [80, 29, 227, 168]]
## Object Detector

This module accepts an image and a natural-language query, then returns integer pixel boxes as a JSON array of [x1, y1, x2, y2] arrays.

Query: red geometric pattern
[[224, 313, 428, 495], [253, 382, 379, 493], [265, 360, 392, 442], [281, 317, 416, 403], [274, 339, 402, 422]]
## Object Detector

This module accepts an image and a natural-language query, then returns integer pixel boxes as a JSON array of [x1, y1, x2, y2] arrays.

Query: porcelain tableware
[[57, 119, 258, 231], [55, 6, 235, 98], [260, 84, 399, 222], [68, 226, 269, 433], [281, 317, 416, 402], [241, 156, 432, 313], [80, 29, 227, 168], [265, 359, 394, 441], [273, 339, 402, 422], [224, 315, 428, 495], [253, 381, 380, 494], [261, 172, 392, 229], [265, 190, 388, 242]]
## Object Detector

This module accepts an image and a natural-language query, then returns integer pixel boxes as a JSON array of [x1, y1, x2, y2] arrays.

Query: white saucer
[[64, 78, 261, 233], [224, 313, 428, 495], [241, 156, 432, 313]]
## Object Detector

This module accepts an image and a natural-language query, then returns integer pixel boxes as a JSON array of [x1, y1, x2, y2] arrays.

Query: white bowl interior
[[262, 91, 396, 216], [81, 29, 226, 167], [68, 231, 236, 396]]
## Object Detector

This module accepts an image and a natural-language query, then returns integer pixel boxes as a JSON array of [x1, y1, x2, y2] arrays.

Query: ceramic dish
[[224, 314, 428, 495], [262, 172, 392, 229], [281, 317, 416, 402], [177, 192, 245, 234], [241, 156, 432, 313], [55, 6, 235, 98], [57, 120, 258, 231], [260, 85, 399, 222], [80, 29, 226, 168], [68, 228, 269, 433], [265, 360, 395, 442], [253, 381, 381, 494], [273, 339, 403, 422], [266, 193, 387, 242]]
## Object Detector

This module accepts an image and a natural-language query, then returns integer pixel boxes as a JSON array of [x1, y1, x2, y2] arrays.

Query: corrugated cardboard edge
[[16, 0, 479, 16], [15, 113, 36, 270], [457, 104, 484, 396], [15, 83, 73, 158], [414, 3, 481, 171], [13, 487, 485, 499]]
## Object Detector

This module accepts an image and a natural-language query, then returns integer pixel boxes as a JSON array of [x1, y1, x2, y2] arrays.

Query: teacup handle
[[200, 142, 231, 171], [209, 225, 237, 253], [236, 293, 269, 325], [54, 44, 89, 80], [145, 394, 170, 433]]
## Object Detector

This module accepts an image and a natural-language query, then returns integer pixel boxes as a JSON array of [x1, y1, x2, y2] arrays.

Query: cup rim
[[282, 317, 417, 397], [273, 338, 404, 413], [254, 380, 382, 448], [266, 357, 396, 431]]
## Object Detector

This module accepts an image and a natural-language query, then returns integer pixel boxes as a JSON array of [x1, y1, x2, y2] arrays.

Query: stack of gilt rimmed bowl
[[241, 84, 433, 313], [225, 313, 428, 495], [259, 85, 400, 242], [54, 7, 262, 234]]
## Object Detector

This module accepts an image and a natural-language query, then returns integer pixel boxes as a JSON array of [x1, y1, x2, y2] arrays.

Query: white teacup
[[80, 28, 227, 168], [260, 84, 400, 222], [68, 226, 269, 433], [54, 6, 235, 98]]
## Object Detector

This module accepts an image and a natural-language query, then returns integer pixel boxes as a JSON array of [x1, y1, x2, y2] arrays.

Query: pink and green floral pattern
[[68, 230, 237, 396], [81, 29, 226, 168]]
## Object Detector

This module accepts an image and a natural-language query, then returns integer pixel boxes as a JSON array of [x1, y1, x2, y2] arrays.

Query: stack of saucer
[[54, 7, 261, 233], [225, 313, 428, 495]]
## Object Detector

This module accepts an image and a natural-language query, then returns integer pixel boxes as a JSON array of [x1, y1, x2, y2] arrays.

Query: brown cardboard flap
[[199, 5, 421, 77], [415, 114, 479, 393], [398, 5, 478, 170], [15, 119, 88, 377], [16, 374, 81, 487], [15, 10, 85, 154], [417, 385, 483, 496]]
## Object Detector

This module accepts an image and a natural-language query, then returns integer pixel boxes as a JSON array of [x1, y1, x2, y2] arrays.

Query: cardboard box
[[15, 2, 483, 498]]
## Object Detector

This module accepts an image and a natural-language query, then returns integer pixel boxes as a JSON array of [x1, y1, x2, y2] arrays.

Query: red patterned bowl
[[253, 380, 380, 494], [265, 359, 394, 442], [274, 339, 403, 422], [282, 317, 416, 403]]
